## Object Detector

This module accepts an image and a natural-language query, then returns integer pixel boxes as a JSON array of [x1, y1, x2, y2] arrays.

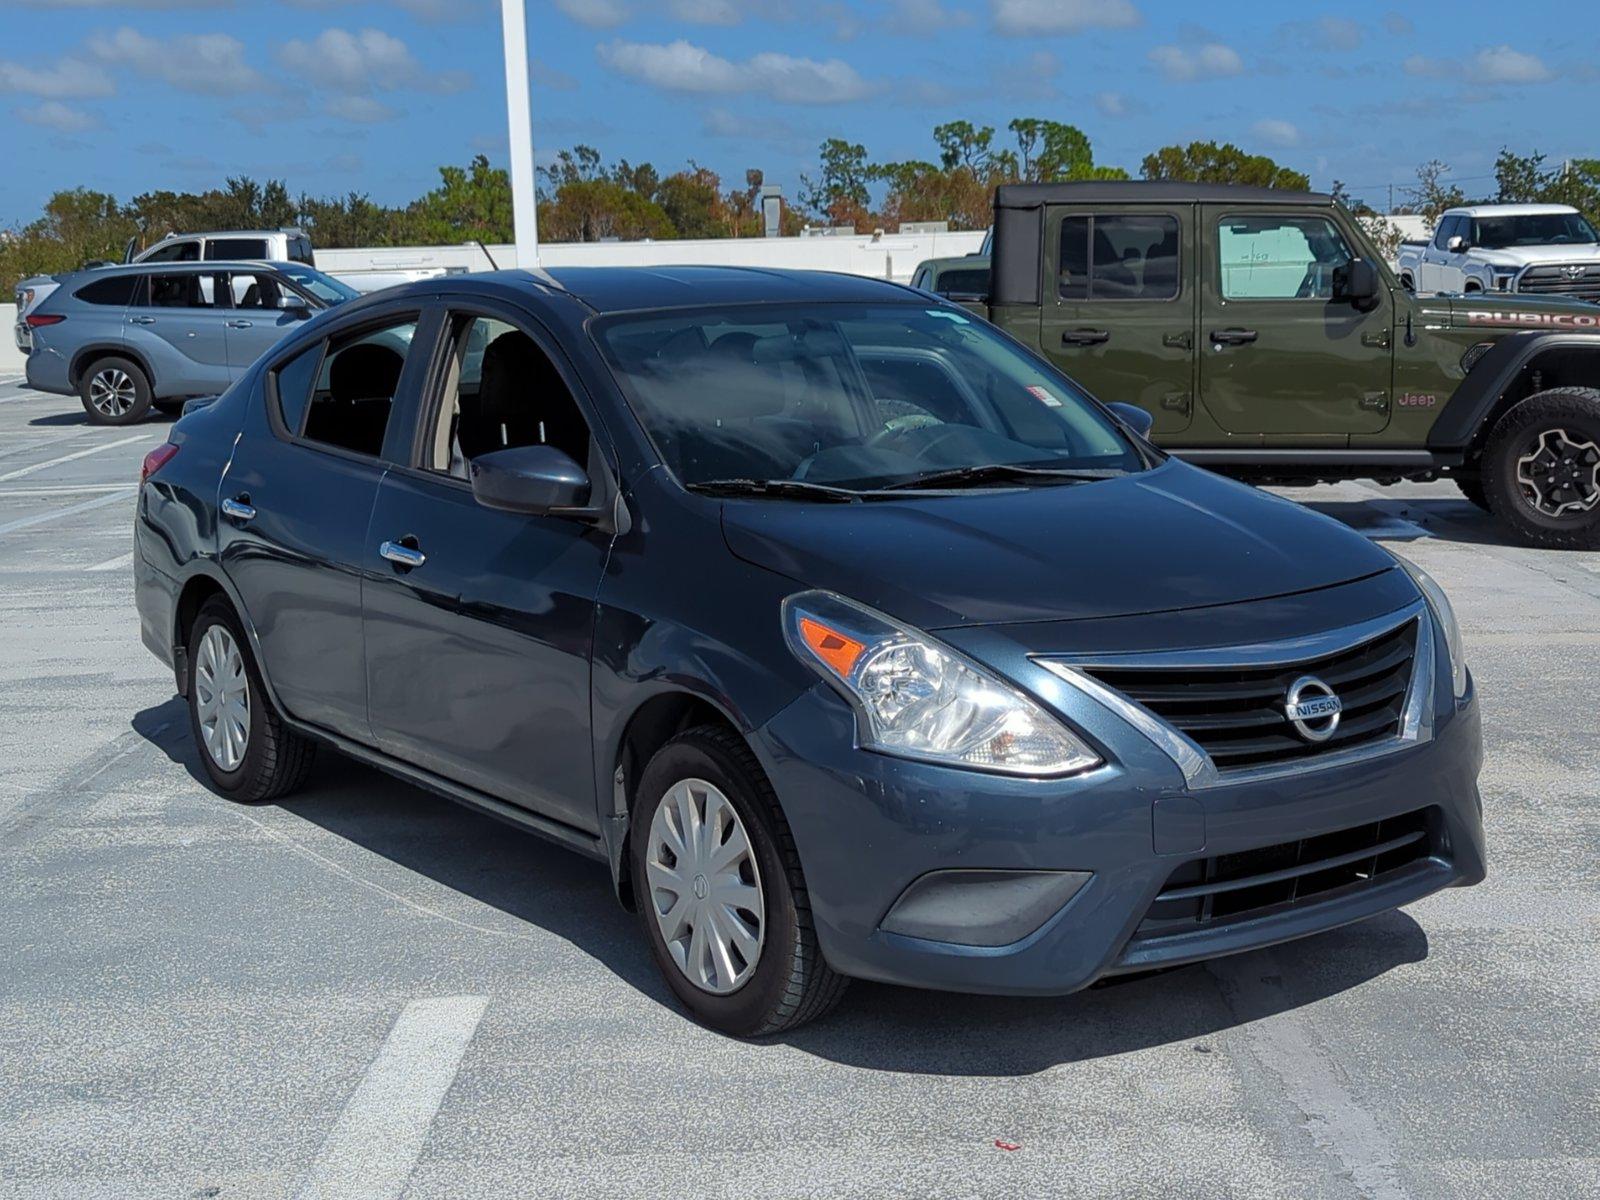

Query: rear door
[[217, 270, 313, 376], [1040, 204, 1196, 435], [122, 270, 231, 397], [1197, 206, 1394, 437]]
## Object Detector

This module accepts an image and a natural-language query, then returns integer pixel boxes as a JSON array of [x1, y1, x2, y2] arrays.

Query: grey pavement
[[1, 375, 1595, 1199]]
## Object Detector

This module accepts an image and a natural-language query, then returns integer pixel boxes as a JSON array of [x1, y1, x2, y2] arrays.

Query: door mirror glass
[[469, 444, 591, 516], [1446, 235, 1468, 253], [1106, 401, 1155, 438], [1334, 258, 1382, 311]]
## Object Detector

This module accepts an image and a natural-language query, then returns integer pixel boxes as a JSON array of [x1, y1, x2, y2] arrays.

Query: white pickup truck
[[1396, 203, 1600, 300]]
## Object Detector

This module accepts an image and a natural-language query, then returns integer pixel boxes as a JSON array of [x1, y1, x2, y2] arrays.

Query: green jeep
[[909, 255, 991, 316], [977, 181, 1600, 549]]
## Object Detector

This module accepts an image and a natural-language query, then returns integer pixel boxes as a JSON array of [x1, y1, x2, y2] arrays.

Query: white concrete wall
[[0, 305, 23, 377]]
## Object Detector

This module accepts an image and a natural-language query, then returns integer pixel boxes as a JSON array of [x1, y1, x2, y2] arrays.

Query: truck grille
[[1081, 618, 1418, 772], [1133, 807, 1438, 938], [1516, 264, 1600, 301]]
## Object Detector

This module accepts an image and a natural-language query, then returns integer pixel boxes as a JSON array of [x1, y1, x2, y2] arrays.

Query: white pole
[[501, 0, 539, 267]]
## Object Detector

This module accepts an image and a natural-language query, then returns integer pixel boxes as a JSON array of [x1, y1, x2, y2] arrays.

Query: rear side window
[[144, 241, 199, 263], [1058, 213, 1181, 301], [143, 272, 218, 308], [935, 267, 988, 296], [289, 236, 314, 265], [271, 343, 322, 436], [206, 238, 270, 260], [299, 318, 418, 457], [74, 275, 139, 306]]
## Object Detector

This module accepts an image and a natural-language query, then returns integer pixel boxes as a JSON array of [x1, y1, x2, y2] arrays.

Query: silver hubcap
[[88, 368, 136, 417], [1516, 427, 1600, 518], [195, 625, 250, 772], [645, 778, 765, 995]]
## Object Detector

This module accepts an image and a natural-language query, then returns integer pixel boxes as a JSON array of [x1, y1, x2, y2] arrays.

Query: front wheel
[[79, 356, 152, 425], [630, 725, 847, 1036], [1483, 388, 1600, 549]]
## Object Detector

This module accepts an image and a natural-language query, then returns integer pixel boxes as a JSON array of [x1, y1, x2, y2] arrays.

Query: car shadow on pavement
[[29, 410, 177, 427], [1297, 496, 1513, 548], [133, 697, 1430, 1071]]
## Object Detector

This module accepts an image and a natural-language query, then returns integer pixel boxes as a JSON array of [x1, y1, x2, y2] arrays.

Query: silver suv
[[22, 260, 357, 424]]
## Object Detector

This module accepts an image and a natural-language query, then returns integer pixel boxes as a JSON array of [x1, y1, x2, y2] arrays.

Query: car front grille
[[1080, 617, 1418, 772], [1133, 807, 1439, 939], [1516, 264, 1600, 301]]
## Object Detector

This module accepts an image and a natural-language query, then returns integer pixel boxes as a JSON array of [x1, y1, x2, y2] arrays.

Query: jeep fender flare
[[1429, 331, 1600, 453]]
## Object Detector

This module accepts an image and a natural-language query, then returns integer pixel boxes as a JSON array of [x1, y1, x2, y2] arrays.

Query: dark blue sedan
[[133, 267, 1486, 1035]]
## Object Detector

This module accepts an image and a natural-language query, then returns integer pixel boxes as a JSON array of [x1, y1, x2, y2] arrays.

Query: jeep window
[[1472, 212, 1600, 249], [1218, 215, 1353, 301], [206, 238, 271, 261], [74, 275, 139, 306], [1058, 214, 1180, 301]]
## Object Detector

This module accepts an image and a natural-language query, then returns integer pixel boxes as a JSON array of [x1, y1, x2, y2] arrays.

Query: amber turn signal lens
[[797, 616, 865, 679]]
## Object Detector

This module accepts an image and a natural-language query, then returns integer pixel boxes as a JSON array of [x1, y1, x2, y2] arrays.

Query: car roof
[[995, 181, 1332, 208], [1445, 204, 1580, 217], [147, 230, 296, 240], [456, 265, 923, 314], [69, 260, 290, 277]]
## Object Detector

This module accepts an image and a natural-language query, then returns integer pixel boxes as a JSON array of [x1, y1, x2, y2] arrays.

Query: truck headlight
[[1490, 267, 1518, 292], [783, 591, 1101, 777], [1393, 556, 1469, 697]]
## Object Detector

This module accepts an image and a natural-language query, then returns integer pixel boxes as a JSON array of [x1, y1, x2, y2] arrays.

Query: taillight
[[25, 313, 65, 328], [141, 442, 179, 484]]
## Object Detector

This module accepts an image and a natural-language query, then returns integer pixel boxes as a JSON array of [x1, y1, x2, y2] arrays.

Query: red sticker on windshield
[[1027, 385, 1063, 408]]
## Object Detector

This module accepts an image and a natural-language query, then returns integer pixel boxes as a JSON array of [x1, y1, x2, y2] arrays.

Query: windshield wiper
[[875, 463, 1125, 492], [687, 478, 864, 503]]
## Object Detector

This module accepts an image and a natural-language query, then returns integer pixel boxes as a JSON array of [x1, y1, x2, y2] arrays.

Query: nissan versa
[[133, 267, 1487, 1035]]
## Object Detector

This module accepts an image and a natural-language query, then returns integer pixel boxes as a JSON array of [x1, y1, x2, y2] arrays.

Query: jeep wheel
[[1455, 476, 1489, 512], [79, 356, 153, 426], [1483, 388, 1600, 549]]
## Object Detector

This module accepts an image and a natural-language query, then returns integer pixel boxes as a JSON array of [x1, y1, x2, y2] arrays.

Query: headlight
[[782, 591, 1101, 777], [1490, 267, 1518, 291], [1393, 555, 1469, 697]]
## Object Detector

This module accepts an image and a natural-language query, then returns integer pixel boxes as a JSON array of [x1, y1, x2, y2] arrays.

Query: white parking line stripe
[[0, 483, 137, 498], [86, 550, 134, 573], [295, 995, 488, 1200], [0, 488, 135, 537], [0, 433, 149, 483]]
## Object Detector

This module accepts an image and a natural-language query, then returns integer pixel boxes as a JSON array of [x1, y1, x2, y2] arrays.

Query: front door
[[217, 271, 312, 377], [362, 309, 613, 833], [1197, 207, 1394, 437], [1040, 205, 1196, 435]]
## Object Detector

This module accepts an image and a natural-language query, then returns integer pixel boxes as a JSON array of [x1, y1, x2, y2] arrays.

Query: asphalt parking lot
[[0, 373, 1595, 1200]]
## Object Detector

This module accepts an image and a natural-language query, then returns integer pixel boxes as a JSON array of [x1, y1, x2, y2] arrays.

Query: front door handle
[[1061, 328, 1111, 346], [225, 319, 254, 329], [379, 538, 426, 570], [128, 316, 156, 325], [1210, 328, 1259, 347], [221, 496, 255, 522]]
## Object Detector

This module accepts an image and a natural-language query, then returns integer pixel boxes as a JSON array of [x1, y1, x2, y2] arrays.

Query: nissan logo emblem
[[1284, 675, 1342, 743]]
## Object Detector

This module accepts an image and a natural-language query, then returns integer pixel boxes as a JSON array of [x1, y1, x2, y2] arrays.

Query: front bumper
[[754, 623, 1484, 997]]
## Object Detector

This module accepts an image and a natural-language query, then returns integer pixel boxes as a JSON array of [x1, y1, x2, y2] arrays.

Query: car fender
[[1429, 331, 1600, 451]]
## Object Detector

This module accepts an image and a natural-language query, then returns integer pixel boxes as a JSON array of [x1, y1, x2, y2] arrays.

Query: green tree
[[407, 154, 514, 243], [799, 138, 873, 227], [1141, 141, 1310, 190], [1406, 159, 1468, 225]]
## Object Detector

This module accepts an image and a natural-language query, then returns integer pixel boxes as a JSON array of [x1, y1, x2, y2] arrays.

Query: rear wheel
[[630, 725, 847, 1036], [79, 356, 152, 426], [1455, 476, 1489, 512], [186, 597, 316, 802], [1483, 388, 1600, 549]]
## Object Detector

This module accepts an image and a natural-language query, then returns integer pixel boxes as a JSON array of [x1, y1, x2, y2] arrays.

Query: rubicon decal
[[1465, 309, 1600, 330]]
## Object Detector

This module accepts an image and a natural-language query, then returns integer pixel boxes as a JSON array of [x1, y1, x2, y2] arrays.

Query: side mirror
[[1334, 258, 1382, 312], [1446, 235, 1469, 253], [1107, 402, 1155, 438], [469, 444, 592, 516]]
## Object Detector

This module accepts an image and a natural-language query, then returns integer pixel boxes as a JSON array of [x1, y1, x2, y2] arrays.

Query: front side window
[[1218, 215, 1353, 300], [224, 273, 291, 310], [595, 303, 1143, 492], [1058, 213, 1180, 301], [424, 316, 591, 479], [298, 318, 418, 457], [206, 238, 270, 260], [1432, 215, 1461, 250]]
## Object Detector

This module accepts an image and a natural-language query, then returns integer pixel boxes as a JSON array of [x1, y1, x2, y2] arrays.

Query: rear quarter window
[[74, 275, 139, 306], [270, 343, 322, 436]]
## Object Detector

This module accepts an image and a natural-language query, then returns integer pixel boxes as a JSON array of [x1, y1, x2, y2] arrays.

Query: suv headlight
[[1490, 266, 1518, 291], [782, 591, 1101, 777], [1393, 555, 1469, 697]]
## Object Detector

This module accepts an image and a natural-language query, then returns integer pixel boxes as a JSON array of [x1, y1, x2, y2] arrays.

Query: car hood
[[721, 460, 1394, 629], [1472, 244, 1600, 266]]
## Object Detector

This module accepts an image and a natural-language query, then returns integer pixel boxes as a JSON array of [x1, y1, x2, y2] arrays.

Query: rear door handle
[[225, 319, 254, 329], [1210, 328, 1258, 347], [1061, 328, 1111, 346], [379, 539, 426, 569], [221, 496, 255, 522]]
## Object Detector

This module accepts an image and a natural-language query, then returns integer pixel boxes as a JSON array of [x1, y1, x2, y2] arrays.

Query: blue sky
[[1, 0, 1594, 226]]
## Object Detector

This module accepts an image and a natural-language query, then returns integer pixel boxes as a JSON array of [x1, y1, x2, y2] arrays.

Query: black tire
[[186, 596, 316, 802], [1483, 388, 1600, 550], [152, 397, 186, 415], [1455, 476, 1489, 512], [78, 356, 153, 426], [629, 725, 847, 1036]]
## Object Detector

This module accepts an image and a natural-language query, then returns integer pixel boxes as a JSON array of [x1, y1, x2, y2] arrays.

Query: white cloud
[[1382, 12, 1414, 36], [284, 0, 473, 19], [884, 0, 973, 35], [667, 0, 742, 23], [1094, 90, 1146, 118], [1149, 41, 1243, 82], [1251, 118, 1300, 147], [598, 39, 876, 103], [279, 28, 464, 94], [324, 94, 399, 122], [16, 100, 100, 132], [87, 28, 264, 95], [1404, 45, 1551, 84], [16, 0, 228, 7], [554, 0, 632, 28], [1282, 16, 1362, 51], [0, 57, 114, 99], [992, 0, 1140, 36]]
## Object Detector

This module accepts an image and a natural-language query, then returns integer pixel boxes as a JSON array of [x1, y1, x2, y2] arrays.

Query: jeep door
[[1197, 207, 1394, 437], [122, 270, 231, 398], [1039, 204, 1196, 435]]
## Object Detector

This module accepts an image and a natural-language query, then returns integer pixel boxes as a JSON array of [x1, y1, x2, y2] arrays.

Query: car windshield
[[1473, 213, 1600, 248], [594, 303, 1145, 492], [280, 265, 359, 305]]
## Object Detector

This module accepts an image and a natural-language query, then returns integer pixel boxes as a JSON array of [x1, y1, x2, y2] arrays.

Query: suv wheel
[[79, 357, 153, 426], [1455, 476, 1489, 511], [186, 597, 316, 801], [630, 725, 847, 1036], [1483, 388, 1600, 549]]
